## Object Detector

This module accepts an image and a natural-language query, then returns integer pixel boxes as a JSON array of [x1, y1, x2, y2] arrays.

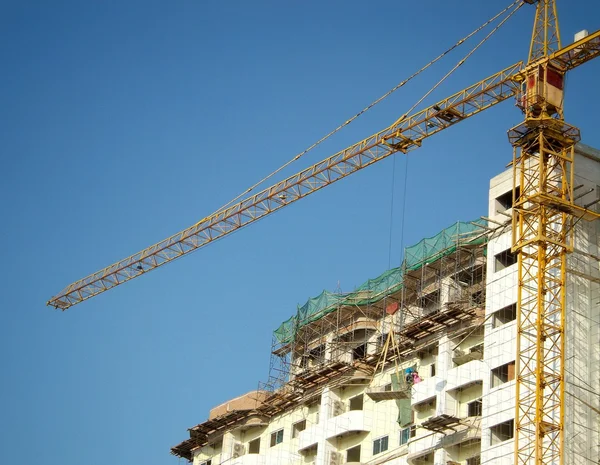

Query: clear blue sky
[[1, 1, 599, 464]]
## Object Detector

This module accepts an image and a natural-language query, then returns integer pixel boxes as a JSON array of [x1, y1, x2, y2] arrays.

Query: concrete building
[[171, 144, 599, 465]]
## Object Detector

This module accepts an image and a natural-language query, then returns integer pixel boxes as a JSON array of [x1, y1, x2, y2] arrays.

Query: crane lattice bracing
[[528, 0, 561, 62], [512, 2, 600, 464], [46, 63, 524, 310], [46, 27, 600, 311]]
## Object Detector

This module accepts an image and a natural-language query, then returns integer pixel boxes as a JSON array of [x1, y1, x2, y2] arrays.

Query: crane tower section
[[511, 2, 599, 464]]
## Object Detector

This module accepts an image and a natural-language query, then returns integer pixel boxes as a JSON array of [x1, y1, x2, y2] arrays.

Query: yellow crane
[[47, 1, 599, 463]]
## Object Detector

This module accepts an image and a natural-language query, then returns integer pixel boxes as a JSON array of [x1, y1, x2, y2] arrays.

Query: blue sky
[[1, 1, 599, 464]]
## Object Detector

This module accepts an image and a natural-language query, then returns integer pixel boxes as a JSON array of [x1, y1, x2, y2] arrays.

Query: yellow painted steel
[[511, 2, 600, 464], [47, 63, 524, 310], [46, 3, 600, 353], [528, 0, 561, 62]]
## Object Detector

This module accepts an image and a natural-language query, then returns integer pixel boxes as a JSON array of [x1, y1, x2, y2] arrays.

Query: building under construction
[[170, 144, 600, 465]]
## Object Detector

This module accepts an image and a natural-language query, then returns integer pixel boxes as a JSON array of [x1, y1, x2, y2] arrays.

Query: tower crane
[[47, 1, 599, 463]]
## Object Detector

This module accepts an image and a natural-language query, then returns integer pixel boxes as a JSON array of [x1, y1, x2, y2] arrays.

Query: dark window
[[414, 397, 436, 413], [495, 186, 520, 212], [373, 435, 389, 455], [471, 290, 485, 306], [352, 343, 366, 360], [270, 429, 284, 447], [491, 361, 516, 388], [468, 399, 482, 417], [399, 425, 416, 445], [248, 438, 260, 454], [346, 445, 361, 462], [495, 249, 517, 272], [418, 289, 440, 312], [467, 456, 481, 465], [292, 420, 306, 438], [493, 303, 517, 328], [490, 419, 514, 445], [430, 363, 436, 377], [349, 394, 364, 411]]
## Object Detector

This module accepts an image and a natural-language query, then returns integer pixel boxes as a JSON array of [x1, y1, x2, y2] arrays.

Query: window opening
[[349, 394, 364, 411], [346, 445, 361, 462], [468, 399, 482, 417], [495, 186, 520, 212], [494, 248, 517, 272], [492, 303, 517, 328], [270, 429, 284, 447], [467, 456, 481, 465], [491, 361, 515, 388], [400, 425, 416, 445], [352, 343, 366, 360], [248, 438, 260, 454], [372, 435, 389, 455], [292, 420, 306, 438], [490, 419, 514, 445]]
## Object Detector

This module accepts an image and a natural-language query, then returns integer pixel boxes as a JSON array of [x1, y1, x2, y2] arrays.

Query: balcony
[[408, 417, 481, 462], [452, 345, 483, 366], [446, 360, 486, 391], [412, 375, 444, 405], [441, 417, 482, 448], [297, 422, 320, 452], [325, 410, 370, 440], [407, 431, 439, 463]]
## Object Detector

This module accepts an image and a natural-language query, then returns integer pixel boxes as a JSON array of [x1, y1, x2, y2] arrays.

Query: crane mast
[[512, 1, 599, 464]]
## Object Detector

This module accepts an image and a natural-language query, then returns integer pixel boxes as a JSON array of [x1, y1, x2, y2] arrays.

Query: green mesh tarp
[[404, 219, 486, 271], [391, 370, 415, 427], [273, 219, 486, 344]]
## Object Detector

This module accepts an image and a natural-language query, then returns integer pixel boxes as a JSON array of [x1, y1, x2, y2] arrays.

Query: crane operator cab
[[517, 63, 565, 119]]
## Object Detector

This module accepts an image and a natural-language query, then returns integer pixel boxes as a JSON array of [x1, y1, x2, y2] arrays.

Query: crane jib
[[47, 29, 600, 310]]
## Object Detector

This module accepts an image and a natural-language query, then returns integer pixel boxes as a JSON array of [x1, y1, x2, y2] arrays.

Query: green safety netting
[[273, 219, 487, 345], [392, 369, 415, 427]]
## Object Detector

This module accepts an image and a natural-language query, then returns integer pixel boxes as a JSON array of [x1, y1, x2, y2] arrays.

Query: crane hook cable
[[393, 0, 523, 127], [210, 0, 522, 218]]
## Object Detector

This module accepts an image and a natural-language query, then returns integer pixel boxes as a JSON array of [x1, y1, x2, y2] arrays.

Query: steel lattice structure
[[512, 2, 600, 464], [46, 26, 600, 310]]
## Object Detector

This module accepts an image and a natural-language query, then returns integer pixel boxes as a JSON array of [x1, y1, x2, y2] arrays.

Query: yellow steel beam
[[513, 3, 600, 464], [528, 0, 561, 62], [46, 63, 523, 310]]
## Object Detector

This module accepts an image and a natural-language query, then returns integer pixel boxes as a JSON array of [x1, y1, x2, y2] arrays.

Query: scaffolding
[[172, 219, 492, 461], [264, 220, 488, 394]]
